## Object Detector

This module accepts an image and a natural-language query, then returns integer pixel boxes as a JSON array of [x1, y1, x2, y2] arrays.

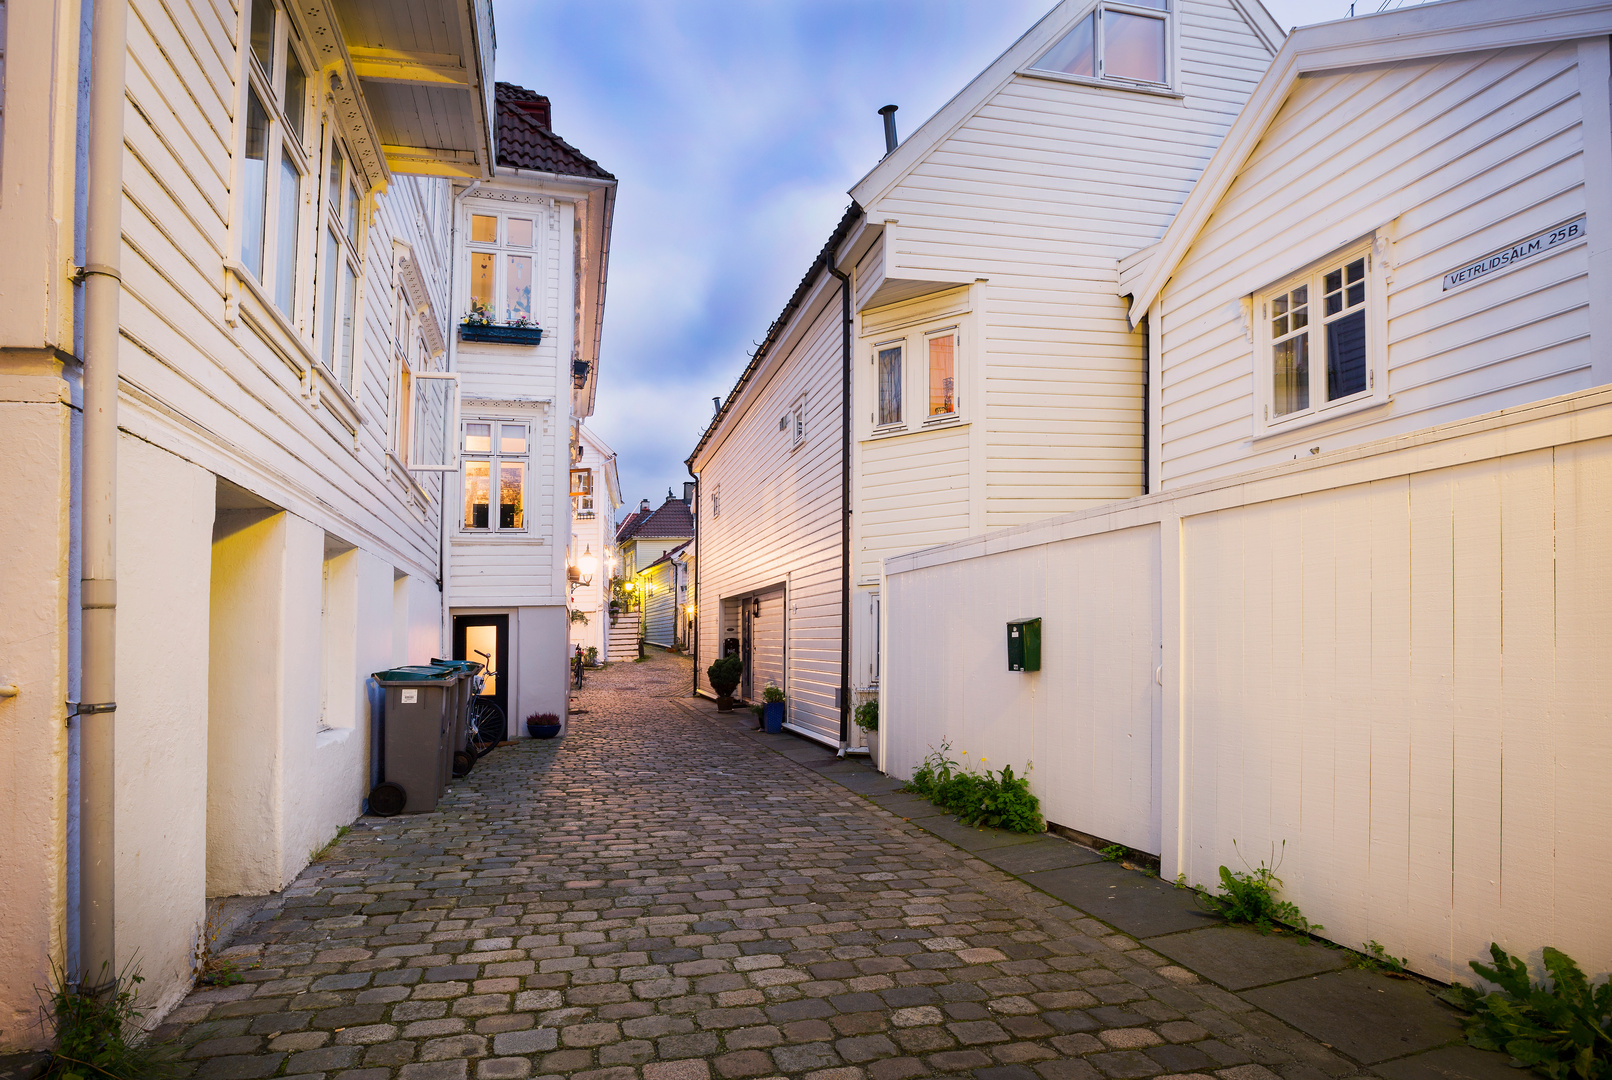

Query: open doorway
[[453, 613, 509, 742]]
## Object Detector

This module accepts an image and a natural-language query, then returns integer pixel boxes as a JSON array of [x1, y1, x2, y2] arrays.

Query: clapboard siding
[[863, 0, 1274, 530], [695, 291, 846, 740], [1158, 42, 1593, 488]]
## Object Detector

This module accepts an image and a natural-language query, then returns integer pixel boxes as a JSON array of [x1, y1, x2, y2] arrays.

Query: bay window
[[463, 422, 529, 532], [1029, 0, 1171, 89], [1256, 242, 1384, 434], [238, 0, 312, 317], [869, 319, 966, 435], [467, 210, 539, 324]]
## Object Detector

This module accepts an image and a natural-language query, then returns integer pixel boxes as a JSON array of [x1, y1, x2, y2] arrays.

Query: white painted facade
[[0, 0, 497, 1044], [567, 425, 623, 661], [883, 0, 1612, 986], [690, 0, 1280, 746]]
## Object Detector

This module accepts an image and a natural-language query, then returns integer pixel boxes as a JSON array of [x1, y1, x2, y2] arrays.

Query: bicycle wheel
[[467, 697, 506, 758]]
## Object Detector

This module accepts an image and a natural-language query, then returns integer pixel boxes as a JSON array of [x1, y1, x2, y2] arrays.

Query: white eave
[[1127, 0, 1612, 325]]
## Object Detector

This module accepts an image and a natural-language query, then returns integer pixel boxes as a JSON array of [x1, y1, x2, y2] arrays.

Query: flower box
[[459, 324, 543, 346]]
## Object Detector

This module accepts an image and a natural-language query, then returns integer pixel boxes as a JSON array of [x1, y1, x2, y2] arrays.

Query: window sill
[[310, 360, 363, 440], [316, 726, 353, 748], [1016, 68, 1182, 99], [451, 532, 545, 543], [865, 418, 970, 442], [1253, 392, 1390, 442]]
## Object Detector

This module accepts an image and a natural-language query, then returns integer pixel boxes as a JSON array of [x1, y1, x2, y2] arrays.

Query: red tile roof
[[495, 83, 614, 181], [623, 496, 694, 541], [615, 510, 644, 543]]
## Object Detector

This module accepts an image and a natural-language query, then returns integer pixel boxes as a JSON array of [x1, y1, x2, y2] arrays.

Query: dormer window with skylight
[[1027, 1, 1171, 90]]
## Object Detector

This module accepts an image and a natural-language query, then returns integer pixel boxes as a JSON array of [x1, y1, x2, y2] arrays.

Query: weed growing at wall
[[42, 963, 178, 1080], [1100, 844, 1128, 862], [1454, 944, 1611, 1080], [905, 743, 1044, 833], [1195, 841, 1321, 935], [1352, 940, 1410, 975]]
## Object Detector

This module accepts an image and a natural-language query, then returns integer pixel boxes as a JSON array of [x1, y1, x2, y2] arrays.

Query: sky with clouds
[[492, 0, 1389, 517]]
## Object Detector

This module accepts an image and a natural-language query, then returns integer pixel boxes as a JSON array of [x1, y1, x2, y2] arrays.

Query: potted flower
[[761, 682, 786, 734], [459, 302, 544, 346], [526, 711, 562, 739], [707, 654, 742, 711], [854, 699, 879, 767]]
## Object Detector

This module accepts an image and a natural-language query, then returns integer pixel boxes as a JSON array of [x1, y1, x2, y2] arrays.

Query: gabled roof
[[615, 510, 644, 542], [1126, 0, 1612, 323], [495, 82, 615, 181], [625, 496, 695, 541], [849, 0, 1282, 212]]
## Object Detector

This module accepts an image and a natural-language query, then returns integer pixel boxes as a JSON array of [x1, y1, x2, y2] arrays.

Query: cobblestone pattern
[[160, 650, 1371, 1080]]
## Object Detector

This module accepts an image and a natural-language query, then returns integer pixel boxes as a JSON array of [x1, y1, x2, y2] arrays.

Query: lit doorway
[[453, 613, 509, 742]]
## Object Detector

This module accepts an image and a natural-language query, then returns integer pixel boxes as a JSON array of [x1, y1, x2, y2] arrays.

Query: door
[[740, 599, 755, 701], [453, 613, 509, 741]]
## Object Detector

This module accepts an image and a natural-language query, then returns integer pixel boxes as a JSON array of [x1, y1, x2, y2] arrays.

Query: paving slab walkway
[[159, 649, 1508, 1080]]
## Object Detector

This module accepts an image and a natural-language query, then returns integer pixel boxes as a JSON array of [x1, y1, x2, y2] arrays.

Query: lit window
[[239, 0, 312, 317], [465, 210, 541, 326], [571, 468, 595, 517], [1256, 243, 1381, 433], [928, 332, 956, 417], [462, 421, 529, 531], [869, 320, 965, 435], [1030, 1, 1170, 88]]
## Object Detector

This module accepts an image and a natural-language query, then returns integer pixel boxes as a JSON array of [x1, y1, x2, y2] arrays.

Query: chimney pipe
[[712, 396, 720, 416], [879, 105, 899, 157], [683, 481, 695, 504]]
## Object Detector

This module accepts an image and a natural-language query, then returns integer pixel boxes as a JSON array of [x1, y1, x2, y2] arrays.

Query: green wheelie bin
[[369, 665, 454, 815], [431, 657, 483, 778]]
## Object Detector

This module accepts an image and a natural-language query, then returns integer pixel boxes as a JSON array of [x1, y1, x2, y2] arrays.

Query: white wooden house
[[688, 0, 1281, 746], [882, 0, 1612, 984], [0, 0, 497, 1040], [444, 83, 615, 737], [568, 423, 623, 661]]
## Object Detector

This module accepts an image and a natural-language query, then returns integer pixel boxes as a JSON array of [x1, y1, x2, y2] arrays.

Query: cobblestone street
[[160, 650, 1490, 1080]]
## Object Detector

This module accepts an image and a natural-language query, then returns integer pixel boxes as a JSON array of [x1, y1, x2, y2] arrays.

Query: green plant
[[198, 957, 246, 987], [1453, 944, 1611, 1080], [1353, 940, 1410, 974], [585, 646, 599, 666], [762, 681, 785, 704], [569, 609, 589, 625], [707, 654, 742, 696], [1196, 841, 1321, 935], [1101, 844, 1128, 862], [904, 744, 1043, 833], [42, 962, 179, 1080], [854, 699, 878, 731], [308, 824, 351, 864]]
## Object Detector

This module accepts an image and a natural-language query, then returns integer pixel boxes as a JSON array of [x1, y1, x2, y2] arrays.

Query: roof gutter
[[78, 0, 130, 987]]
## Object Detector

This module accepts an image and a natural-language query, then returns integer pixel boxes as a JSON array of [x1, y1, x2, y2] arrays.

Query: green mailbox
[[1007, 618, 1041, 672]]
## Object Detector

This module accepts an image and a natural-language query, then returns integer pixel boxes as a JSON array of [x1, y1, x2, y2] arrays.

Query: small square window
[[1030, 2, 1171, 89], [464, 422, 492, 453], [471, 214, 497, 243], [1257, 245, 1381, 434]]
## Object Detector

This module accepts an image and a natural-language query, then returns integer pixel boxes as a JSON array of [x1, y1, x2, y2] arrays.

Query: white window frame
[[1253, 240, 1388, 438], [314, 130, 366, 396], [571, 468, 595, 517], [874, 339, 905, 431], [867, 320, 968, 437], [464, 206, 544, 326], [790, 395, 807, 449], [1023, 0, 1176, 94], [460, 420, 532, 533], [405, 371, 460, 472], [236, 0, 315, 320]]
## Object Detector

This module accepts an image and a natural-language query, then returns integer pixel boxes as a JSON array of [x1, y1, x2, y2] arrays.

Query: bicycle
[[572, 647, 585, 690], [462, 648, 506, 765]]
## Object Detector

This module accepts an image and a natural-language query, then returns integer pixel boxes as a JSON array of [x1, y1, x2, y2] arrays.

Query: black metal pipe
[[1140, 313, 1150, 496], [688, 468, 699, 697], [879, 105, 899, 157], [826, 251, 853, 750]]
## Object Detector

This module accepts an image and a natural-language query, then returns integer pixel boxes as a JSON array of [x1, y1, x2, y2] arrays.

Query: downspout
[[825, 254, 852, 754], [439, 179, 481, 654], [79, 0, 130, 986], [1139, 313, 1149, 496], [687, 468, 699, 697]]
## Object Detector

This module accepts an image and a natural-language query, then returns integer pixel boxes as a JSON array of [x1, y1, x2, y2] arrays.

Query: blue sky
[[492, 0, 1362, 516]]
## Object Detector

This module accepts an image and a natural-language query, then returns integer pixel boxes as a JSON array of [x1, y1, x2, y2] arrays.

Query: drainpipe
[[687, 468, 699, 697], [439, 179, 481, 655], [79, 0, 130, 986], [825, 251, 852, 754]]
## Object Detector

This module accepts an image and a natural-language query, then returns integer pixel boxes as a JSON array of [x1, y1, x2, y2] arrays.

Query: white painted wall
[[885, 383, 1612, 984], [1156, 40, 1596, 488]]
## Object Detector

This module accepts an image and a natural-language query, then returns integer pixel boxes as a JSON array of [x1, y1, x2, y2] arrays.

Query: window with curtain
[[462, 421, 529, 532], [1257, 244, 1379, 432], [928, 332, 956, 417], [240, 0, 312, 317], [466, 210, 540, 325], [877, 344, 903, 427], [1029, 1, 1170, 88]]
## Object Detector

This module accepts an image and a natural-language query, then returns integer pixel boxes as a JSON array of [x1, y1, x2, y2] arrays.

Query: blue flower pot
[[763, 702, 785, 733], [460, 324, 543, 346]]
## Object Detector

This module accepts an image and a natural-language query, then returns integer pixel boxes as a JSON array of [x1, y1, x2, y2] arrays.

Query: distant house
[[639, 539, 694, 652], [688, 0, 1281, 737], [617, 488, 695, 579], [882, 0, 1612, 984], [568, 425, 623, 660], [445, 82, 615, 732]]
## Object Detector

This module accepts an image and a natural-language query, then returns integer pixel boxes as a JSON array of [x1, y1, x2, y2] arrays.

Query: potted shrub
[[585, 645, 599, 667], [761, 682, 786, 734], [708, 654, 742, 711], [526, 711, 562, 739], [854, 699, 879, 767]]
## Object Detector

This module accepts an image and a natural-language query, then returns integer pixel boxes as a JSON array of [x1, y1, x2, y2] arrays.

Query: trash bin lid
[[373, 664, 456, 683], [430, 658, 484, 675]]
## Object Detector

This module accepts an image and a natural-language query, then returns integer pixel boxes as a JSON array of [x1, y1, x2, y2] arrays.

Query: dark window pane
[[241, 89, 270, 280], [250, 0, 274, 75], [284, 48, 307, 142], [1326, 309, 1367, 400]]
